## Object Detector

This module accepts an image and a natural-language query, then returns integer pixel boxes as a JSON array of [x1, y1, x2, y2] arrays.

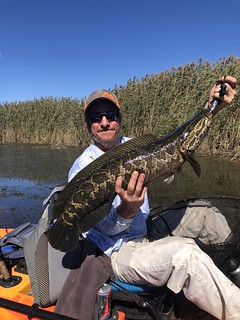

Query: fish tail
[[47, 218, 81, 252]]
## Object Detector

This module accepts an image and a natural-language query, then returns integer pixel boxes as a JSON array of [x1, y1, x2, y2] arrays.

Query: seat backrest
[[24, 186, 71, 307]]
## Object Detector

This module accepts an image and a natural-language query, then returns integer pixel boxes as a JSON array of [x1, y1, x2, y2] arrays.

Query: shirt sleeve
[[92, 193, 150, 236], [95, 207, 133, 235]]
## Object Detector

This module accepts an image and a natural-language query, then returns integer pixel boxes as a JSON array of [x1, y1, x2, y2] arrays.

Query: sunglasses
[[87, 111, 120, 123]]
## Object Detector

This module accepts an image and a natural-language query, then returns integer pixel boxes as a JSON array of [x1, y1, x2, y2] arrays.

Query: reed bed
[[0, 56, 239, 157]]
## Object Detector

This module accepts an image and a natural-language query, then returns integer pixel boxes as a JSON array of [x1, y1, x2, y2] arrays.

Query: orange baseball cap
[[84, 89, 120, 113]]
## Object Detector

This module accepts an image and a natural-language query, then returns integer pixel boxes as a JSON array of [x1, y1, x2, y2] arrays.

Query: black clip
[[219, 75, 228, 97]]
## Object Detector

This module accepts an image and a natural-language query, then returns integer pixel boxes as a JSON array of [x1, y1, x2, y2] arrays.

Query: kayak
[[1, 196, 239, 320], [0, 228, 125, 320], [0, 266, 55, 319], [0, 228, 55, 320]]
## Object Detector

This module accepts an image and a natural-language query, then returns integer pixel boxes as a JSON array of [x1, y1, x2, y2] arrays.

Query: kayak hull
[[0, 228, 54, 318], [0, 263, 54, 320]]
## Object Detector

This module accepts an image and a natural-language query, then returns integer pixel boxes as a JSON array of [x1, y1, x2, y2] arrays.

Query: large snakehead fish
[[48, 106, 220, 252]]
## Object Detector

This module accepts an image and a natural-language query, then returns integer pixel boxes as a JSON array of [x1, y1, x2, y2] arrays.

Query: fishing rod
[[0, 297, 78, 320]]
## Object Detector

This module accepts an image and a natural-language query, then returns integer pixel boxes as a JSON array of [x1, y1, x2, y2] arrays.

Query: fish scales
[[48, 109, 213, 252]]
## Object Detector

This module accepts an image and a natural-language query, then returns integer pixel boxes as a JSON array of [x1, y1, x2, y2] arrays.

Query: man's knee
[[167, 237, 200, 265]]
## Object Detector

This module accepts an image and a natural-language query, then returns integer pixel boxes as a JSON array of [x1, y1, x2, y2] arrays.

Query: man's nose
[[100, 116, 110, 126]]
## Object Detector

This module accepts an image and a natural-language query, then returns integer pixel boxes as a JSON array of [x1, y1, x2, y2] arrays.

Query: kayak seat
[[110, 279, 175, 320], [111, 279, 157, 293]]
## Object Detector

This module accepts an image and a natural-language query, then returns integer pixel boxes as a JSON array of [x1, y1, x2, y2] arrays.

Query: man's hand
[[205, 75, 237, 113], [115, 170, 147, 219]]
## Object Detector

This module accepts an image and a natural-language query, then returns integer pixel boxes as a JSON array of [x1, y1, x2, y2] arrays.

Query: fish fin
[[164, 174, 175, 184], [47, 218, 81, 252], [181, 152, 201, 177]]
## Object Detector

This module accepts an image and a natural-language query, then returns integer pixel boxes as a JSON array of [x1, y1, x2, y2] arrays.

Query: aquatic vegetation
[[0, 56, 239, 156]]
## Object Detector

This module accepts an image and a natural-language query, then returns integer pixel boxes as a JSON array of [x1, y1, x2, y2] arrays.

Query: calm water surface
[[0, 144, 240, 231]]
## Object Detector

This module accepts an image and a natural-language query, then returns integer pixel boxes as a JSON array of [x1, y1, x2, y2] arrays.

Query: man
[[59, 76, 239, 319]]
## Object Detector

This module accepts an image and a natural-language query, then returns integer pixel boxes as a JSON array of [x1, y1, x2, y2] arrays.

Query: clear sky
[[1, 0, 239, 104]]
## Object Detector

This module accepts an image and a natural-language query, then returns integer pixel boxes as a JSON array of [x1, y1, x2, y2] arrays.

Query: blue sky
[[1, 0, 239, 104]]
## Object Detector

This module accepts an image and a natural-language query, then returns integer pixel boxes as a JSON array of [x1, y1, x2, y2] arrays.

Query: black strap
[[155, 214, 173, 237], [109, 279, 163, 320]]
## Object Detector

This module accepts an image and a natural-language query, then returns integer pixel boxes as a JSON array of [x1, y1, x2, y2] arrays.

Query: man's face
[[85, 100, 121, 151]]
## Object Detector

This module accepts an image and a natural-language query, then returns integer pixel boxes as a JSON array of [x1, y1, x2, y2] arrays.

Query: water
[[0, 144, 80, 227], [0, 144, 240, 230]]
